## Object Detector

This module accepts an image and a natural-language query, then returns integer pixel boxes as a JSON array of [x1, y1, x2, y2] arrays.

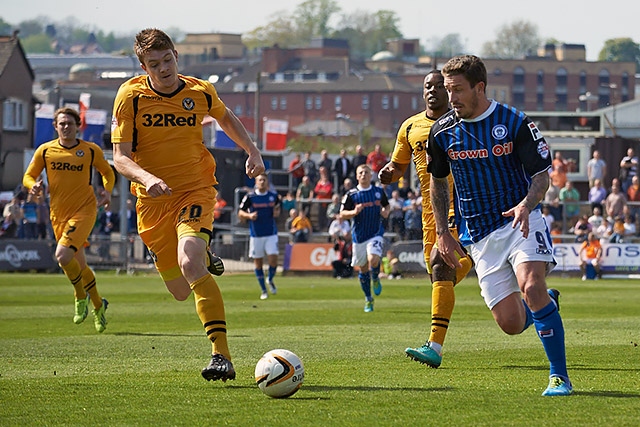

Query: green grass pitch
[[1, 271, 639, 426]]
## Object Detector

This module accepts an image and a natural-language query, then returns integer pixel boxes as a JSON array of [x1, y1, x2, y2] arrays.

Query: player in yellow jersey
[[379, 70, 473, 367], [111, 28, 265, 382], [23, 107, 115, 333]]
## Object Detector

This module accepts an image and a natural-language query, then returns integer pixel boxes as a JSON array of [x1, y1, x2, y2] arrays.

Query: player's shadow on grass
[[503, 364, 640, 373]]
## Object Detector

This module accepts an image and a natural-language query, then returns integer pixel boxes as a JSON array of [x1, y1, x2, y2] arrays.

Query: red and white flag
[[263, 119, 288, 151]]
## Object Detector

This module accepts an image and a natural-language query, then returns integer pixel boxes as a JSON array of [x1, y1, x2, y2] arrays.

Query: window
[[334, 95, 342, 112], [361, 95, 369, 110], [381, 95, 389, 110], [392, 95, 399, 110], [513, 67, 525, 85], [305, 96, 313, 110], [270, 96, 278, 111], [3, 98, 27, 131], [233, 105, 243, 116], [556, 68, 568, 89], [315, 96, 322, 110], [279, 96, 287, 110], [411, 96, 419, 111]]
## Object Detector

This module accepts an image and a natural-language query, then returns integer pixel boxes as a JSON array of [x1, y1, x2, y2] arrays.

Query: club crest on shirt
[[182, 98, 195, 111], [491, 124, 508, 140], [75, 150, 85, 157]]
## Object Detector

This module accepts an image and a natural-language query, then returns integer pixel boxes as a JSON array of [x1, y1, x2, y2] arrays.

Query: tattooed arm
[[502, 171, 549, 238]]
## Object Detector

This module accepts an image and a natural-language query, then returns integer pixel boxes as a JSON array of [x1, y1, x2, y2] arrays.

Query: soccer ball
[[254, 349, 305, 398]]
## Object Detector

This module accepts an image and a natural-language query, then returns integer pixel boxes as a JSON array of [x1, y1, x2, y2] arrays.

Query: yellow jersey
[[23, 139, 115, 221], [111, 75, 227, 198], [391, 110, 455, 223]]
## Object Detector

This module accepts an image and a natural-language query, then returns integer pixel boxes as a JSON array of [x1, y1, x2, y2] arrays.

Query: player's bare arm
[[378, 161, 408, 185], [502, 172, 549, 238], [431, 175, 463, 269], [112, 142, 172, 197], [216, 108, 265, 178], [96, 188, 111, 208], [339, 204, 363, 220]]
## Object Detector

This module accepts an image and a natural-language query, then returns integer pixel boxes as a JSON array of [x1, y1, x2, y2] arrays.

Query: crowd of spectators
[[543, 148, 640, 245]]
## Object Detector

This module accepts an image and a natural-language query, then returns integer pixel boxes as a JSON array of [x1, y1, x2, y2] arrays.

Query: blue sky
[[3, 0, 639, 61]]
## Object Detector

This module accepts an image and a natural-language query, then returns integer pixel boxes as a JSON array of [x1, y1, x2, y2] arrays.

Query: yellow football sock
[[190, 274, 230, 360], [429, 280, 455, 348], [456, 254, 473, 284], [60, 258, 85, 300], [81, 266, 103, 309]]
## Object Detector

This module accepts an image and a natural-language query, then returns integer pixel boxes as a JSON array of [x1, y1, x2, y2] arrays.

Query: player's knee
[[430, 251, 456, 282]]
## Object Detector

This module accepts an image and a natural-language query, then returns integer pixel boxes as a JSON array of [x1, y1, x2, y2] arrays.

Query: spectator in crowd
[[2, 195, 23, 238], [366, 144, 387, 181], [96, 206, 119, 260], [626, 175, 640, 224], [21, 193, 39, 239], [609, 217, 625, 243], [387, 190, 405, 238], [288, 153, 305, 189], [397, 177, 413, 200], [325, 193, 342, 224], [587, 150, 607, 188], [380, 249, 401, 280], [238, 173, 281, 300], [559, 180, 581, 227], [352, 145, 367, 173], [544, 183, 562, 226], [588, 178, 607, 213], [285, 208, 297, 243], [573, 215, 591, 243], [404, 200, 422, 241], [318, 150, 333, 177], [579, 232, 602, 280], [604, 181, 627, 224], [341, 177, 355, 197], [623, 212, 637, 238], [0, 210, 17, 238], [619, 147, 638, 193], [550, 221, 563, 244], [588, 206, 605, 231], [314, 166, 334, 231], [549, 162, 567, 191], [301, 151, 318, 184], [289, 208, 312, 243], [542, 204, 555, 231], [328, 214, 351, 243], [281, 190, 296, 215], [296, 175, 314, 216], [35, 192, 51, 240], [553, 151, 568, 173], [333, 149, 353, 193], [331, 233, 353, 279]]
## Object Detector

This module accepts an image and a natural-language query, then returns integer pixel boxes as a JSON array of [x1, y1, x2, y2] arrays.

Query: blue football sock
[[268, 265, 277, 283], [255, 269, 267, 292], [371, 265, 380, 280], [359, 271, 372, 299], [521, 299, 534, 332], [533, 301, 568, 380]]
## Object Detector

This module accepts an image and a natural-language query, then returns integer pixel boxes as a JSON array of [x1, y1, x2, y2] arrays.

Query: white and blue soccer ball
[[255, 349, 304, 398]]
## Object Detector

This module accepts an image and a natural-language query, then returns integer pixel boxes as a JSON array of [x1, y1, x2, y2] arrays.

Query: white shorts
[[466, 209, 556, 310], [351, 236, 384, 268], [249, 235, 279, 259]]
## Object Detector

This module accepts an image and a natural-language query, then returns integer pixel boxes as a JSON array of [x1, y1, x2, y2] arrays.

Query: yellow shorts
[[51, 206, 96, 252], [137, 186, 217, 281]]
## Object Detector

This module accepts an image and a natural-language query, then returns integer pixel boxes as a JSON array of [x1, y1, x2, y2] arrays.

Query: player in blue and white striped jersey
[[238, 174, 281, 300], [340, 164, 390, 312], [427, 55, 572, 396]]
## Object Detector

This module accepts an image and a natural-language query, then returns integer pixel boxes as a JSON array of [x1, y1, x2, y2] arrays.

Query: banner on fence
[[552, 243, 640, 273], [0, 240, 56, 271]]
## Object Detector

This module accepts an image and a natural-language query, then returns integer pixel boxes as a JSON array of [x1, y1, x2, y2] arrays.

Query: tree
[[426, 33, 466, 58], [293, 0, 341, 41], [0, 18, 13, 36], [332, 9, 402, 60], [481, 20, 540, 59], [21, 33, 54, 53], [598, 38, 640, 72]]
